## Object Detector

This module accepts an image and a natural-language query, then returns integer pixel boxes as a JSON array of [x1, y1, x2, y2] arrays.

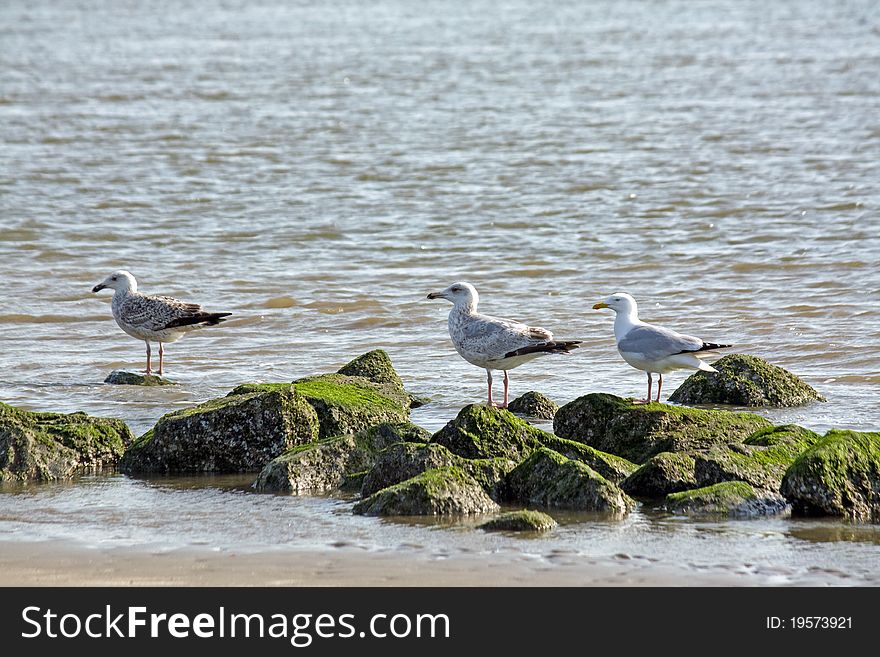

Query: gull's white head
[[593, 292, 638, 316], [427, 281, 479, 310], [92, 270, 137, 294]]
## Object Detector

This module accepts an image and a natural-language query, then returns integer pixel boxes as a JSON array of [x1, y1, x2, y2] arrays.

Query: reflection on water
[[1, 0, 879, 583]]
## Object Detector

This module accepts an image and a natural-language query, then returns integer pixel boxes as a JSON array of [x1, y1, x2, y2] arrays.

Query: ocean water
[[0, 0, 878, 583]]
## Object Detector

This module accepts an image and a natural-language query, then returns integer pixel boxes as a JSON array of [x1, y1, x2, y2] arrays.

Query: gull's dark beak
[[426, 292, 443, 300], [92, 284, 105, 293]]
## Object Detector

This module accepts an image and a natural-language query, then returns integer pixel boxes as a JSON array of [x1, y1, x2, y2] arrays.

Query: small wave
[[0, 314, 105, 324]]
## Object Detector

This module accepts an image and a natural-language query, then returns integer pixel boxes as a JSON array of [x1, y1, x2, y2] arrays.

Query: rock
[[0, 402, 132, 481], [781, 430, 880, 521], [479, 510, 557, 533], [353, 467, 500, 516], [665, 481, 789, 517], [104, 370, 174, 386], [336, 349, 405, 391], [505, 447, 635, 514], [541, 436, 639, 484], [431, 404, 547, 462], [622, 452, 698, 497], [668, 354, 825, 407], [121, 385, 318, 473], [507, 391, 558, 420], [360, 441, 516, 500], [254, 421, 429, 493], [554, 393, 771, 464]]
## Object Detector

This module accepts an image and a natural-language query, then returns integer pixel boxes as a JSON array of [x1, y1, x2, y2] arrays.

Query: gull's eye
[[451, 286, 460, 292], [111, 276, 117, 281]]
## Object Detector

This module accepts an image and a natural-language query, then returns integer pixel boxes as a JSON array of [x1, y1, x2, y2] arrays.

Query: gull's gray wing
[[456, 313, 553, 360], [617, 324, 704, 360], [119, 294, 206, 331]]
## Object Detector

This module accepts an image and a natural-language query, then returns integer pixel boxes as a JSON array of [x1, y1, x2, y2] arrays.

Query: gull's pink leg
[[633, 372, 651, 405], [502, 370, 510, 408], [158, 342, 164, 377], [486, 369, 496, 407], [656, 374, 663, 403], [144, 341, 152, 374]]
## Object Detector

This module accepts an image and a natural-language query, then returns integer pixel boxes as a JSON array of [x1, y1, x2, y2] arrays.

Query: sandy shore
[[0, 539, 755, 587]]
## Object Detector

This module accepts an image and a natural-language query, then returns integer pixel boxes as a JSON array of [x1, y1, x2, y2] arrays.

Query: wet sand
[[0, 540, 753, 587]]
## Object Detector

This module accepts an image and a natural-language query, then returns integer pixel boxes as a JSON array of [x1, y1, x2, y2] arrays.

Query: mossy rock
[[121, 385, 318, 473], [254, 421, 428, 494], [540, 435, 638, 485], [104, 370, 175, 386], [508, 391, 559, 420], [479, 510, 557, 533], [780, 430, 880, 521], [431, 404, 547, 462], [668, 354, 825, 407], [505, 447, 635, 514], [553, 393, 771, 464], [622, 452, 698, 498], [353, 466, 500, 516], [665, 481, 789, 517], [0, 402, 133, 481]]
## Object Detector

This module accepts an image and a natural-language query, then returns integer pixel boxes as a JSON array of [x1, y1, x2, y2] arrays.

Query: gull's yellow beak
[[593, 302, 609, 310]]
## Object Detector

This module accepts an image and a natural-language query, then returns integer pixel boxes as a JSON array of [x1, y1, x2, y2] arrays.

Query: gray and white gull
[[593, 292, 730, 403], [428, 282, 581, 407], [91, 270, 231, 376]]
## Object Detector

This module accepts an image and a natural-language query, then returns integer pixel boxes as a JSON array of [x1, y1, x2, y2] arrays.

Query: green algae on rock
[[254, 422, 429, 494], [553, 393, 771, 464], [622, 451, 698, 498], [665, 481, 789, 517], [104, 370, 175, 386], [780, 430, 880, 521], [505, 447, 635, 514], [668, 354, 825, 407], [479, 509, 557, 533], [121, 385, 318, 473], [353, 466, 500, 516], [431, 404, 548, 462], [507, 391, 559, 420], [540, 435, 639, 485], [1, 402, 133, 481]]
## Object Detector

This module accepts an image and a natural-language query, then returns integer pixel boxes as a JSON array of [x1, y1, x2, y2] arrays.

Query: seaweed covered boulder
[[780, 430, 880, 521], [668, 354, 825, 407], [479, 510, 557, 533], [104, 370, 174, 386], [431, 404, 547, 462], [360, 441, 515, 499], [508, 391, 559, 420], [0, 402, 133, 481], [623, 452, 698, 498], [665, 481, 789, 517], [554, 393, 771, 464], [542, 436, 638, 485], [353, 467, 499, 516], [121, 385, 318, 473], [505, 448, 635, 514]]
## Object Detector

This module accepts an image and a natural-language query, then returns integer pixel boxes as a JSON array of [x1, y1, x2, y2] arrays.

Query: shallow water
[[1, 0, 879, 583]]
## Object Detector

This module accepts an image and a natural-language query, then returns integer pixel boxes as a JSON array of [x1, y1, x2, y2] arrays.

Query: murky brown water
[[1, 0, 879, 583]]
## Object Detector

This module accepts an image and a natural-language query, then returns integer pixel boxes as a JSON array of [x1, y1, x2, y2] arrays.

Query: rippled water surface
[[1, 0, 879, 582]]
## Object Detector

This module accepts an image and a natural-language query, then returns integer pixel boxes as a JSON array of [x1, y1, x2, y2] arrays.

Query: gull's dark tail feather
[[504, 340, 582, 359], [165, 312, 232, 329]]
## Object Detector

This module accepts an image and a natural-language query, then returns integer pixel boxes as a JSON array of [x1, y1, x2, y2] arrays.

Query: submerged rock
[[668, 354, 825, 407], [623, 452, 698, 498], [479, 510, 557, 533], [121, 385, 318, 473], [104, 370, 174, 386], [255, 422, 432, 494], [505, 447, 635, 514], [665, 481, 789, 517], [353, 466, 500, 516], [554, 393, 770, 464], [781, 430, 880, 521], [507, 391, 559, 420], [0, 402, 132, 481]]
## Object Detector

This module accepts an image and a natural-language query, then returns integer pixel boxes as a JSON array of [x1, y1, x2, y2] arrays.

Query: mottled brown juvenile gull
[[91, 270, 231, 376], [427, 282, 581, 407], [593, 292, 730, 403]]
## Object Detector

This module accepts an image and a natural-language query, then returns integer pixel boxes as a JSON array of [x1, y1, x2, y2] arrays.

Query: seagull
[[91, 270, 231, 376], [593, 292, 731, 404], [427, 282, 581, 408]]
